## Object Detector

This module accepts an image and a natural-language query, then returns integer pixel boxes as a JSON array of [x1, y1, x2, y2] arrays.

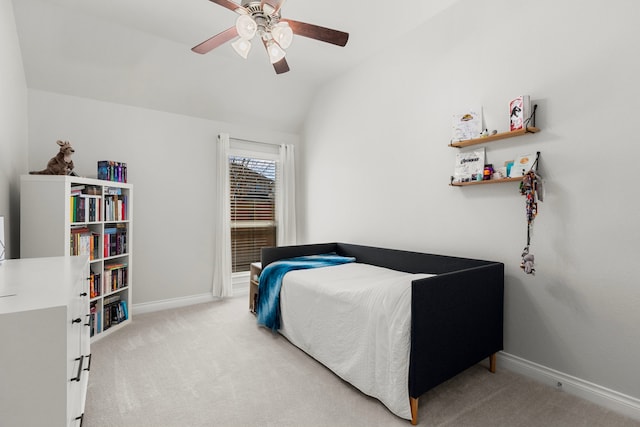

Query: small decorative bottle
[[483, 164, 494, 180]]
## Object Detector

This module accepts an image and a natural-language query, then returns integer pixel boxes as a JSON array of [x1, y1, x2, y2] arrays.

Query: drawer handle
[[84, 353, 92, 372], [70, 355, 84, 382], [72, 317, 82, 324], [80, 292, 88, 297]]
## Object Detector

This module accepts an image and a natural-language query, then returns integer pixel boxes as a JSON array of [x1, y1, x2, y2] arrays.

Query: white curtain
[[212, 133, 233, 297], [277, 144, 297, 246]]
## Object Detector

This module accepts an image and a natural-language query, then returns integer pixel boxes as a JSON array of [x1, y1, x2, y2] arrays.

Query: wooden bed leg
[[409, 397, 419, 425], [489, 353, 497, 373]]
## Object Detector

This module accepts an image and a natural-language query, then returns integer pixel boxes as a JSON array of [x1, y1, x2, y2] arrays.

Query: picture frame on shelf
[[452, 107, 483, 142], [510, 153, 536, 177]]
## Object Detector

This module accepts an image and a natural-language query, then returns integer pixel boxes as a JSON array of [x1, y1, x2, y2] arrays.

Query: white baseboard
[[133, 293, 220, 315], [132, 283, 250, 315], [498, 352, 640, 421]]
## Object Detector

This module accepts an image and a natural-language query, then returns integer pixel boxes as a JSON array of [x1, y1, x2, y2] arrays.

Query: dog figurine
[[30, 140, 76, 176]]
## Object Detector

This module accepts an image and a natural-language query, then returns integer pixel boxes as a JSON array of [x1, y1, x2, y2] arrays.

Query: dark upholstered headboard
[[261, 242, 495, 275]]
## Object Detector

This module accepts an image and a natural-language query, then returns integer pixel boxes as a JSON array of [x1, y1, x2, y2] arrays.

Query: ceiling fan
[[192, 0, 349, 74]]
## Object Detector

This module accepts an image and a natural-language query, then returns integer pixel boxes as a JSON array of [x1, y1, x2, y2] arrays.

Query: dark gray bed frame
[[261, 242, 504, 425]]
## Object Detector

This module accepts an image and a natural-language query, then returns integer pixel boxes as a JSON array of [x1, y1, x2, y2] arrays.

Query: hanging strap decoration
[[519, 152, 542, 275]]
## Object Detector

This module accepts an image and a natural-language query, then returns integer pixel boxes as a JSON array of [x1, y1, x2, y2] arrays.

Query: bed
[[259, 242, 504, 425]]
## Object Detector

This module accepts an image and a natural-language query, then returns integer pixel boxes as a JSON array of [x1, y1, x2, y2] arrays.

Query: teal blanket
[[256, 254, 356, 331]]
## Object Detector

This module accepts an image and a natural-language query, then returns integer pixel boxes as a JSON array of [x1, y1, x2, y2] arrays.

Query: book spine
[[104, 233, 109, 258], [120, 301, 128, 320]]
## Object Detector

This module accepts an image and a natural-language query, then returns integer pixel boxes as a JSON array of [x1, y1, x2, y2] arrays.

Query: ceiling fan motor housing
[[241, 1, 281, 37]]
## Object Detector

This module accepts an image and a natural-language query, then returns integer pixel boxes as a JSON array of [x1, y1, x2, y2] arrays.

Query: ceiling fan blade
[[272, 57, 290, 74], [209, 0, 246, 14], [192, 27, 239, 54], [261, 0, 286, 14], [282, 19, 349, 47], [261, 38, 290, 74]]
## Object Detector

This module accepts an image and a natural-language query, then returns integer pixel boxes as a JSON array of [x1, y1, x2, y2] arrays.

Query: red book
[[104, 233, 109, 258]]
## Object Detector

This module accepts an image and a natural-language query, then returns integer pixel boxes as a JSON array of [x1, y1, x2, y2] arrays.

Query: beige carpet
[[85, 296, 640, 427]]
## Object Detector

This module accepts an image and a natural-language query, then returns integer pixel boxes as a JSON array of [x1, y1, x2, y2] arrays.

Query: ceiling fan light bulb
[[267, 40, 286, 64], [232, 38, 252, 59], [236, 14, 257, 40], [272, 22, 293, 49]]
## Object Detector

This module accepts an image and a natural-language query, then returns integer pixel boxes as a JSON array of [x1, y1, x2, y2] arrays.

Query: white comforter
[[278, 263, 433, 420]]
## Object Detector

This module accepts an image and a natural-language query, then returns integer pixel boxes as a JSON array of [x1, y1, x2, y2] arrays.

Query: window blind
[[229, 156, 277, 273]]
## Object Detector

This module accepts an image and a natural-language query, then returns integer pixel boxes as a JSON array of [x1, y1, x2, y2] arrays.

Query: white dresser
[[0, 256, 90, 427]]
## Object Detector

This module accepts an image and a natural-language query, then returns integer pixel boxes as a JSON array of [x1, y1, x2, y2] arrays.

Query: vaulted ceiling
[[13, 0, 459, 133]]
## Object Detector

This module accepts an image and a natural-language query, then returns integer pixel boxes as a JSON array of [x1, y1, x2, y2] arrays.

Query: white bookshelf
[[20, 175, 133, 341]]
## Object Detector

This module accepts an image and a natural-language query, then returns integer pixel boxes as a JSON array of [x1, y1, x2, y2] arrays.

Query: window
[[229, 156, 277, 273]]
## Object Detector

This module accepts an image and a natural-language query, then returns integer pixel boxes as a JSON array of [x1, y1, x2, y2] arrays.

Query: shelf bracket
[[525, 104, 538, 130]]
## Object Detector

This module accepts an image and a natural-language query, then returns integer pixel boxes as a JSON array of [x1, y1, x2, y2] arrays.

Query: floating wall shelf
[[449, 127, 540, 148], [449, 124, 541, 186], [450, 176, 523, 187]]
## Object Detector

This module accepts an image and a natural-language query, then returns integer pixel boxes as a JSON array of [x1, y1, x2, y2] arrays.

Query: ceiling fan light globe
[[272, 22, 293, 49], [236, 14, 257, 39], [231, 38, 252, 59], [262, 4, 275, 15], [266, 40, 286, 64]]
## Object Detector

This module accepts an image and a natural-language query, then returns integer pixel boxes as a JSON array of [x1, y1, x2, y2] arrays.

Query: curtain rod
[[227, 136, 281, 146]]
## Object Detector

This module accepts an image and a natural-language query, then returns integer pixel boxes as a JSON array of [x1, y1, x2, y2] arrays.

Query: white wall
[[302, 0, 640, 409], [0, 0, 28, 259], [27, 90, 299, 305]]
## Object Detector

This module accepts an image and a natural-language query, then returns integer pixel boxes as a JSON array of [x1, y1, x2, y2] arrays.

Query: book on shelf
[[452, 148, 486, 183], [120, 300, 128, 320], [104, 294, 120, 305], [104, 194, 128, 221], [105, 262, 127, 269], [89, 271, 101, 298], [510, 153, 536, 177], [104, 187, 122, 195], [509, 95, 530, 131], [104, 264, 128, 292], [90, 304, 95, 336], [103, 296, 127, 330], [70, 194, 101, 222], [70, 226, 100, 260], [90, 303, 97, 337], [103, 224, 128, 257], [85, 185, 101, 195], [98, 161, 128, 183], [452, 107, 483, 142]]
